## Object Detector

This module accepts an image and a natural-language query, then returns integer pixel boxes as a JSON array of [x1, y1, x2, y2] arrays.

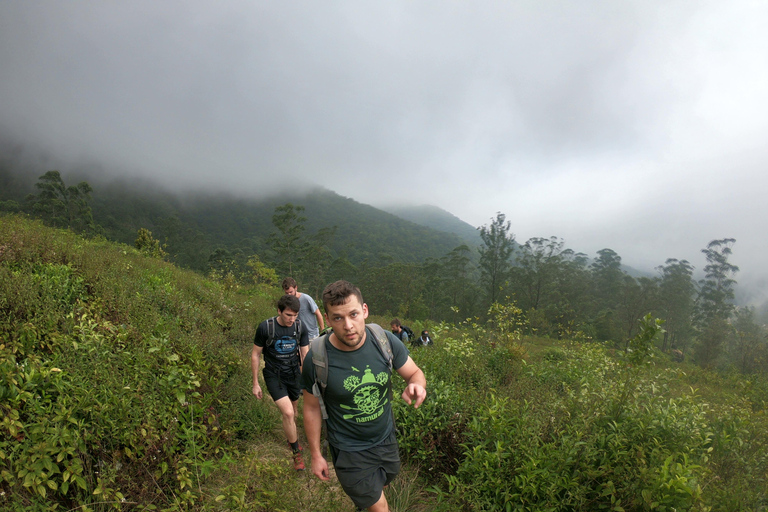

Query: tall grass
[[0, 215, 277, 509]]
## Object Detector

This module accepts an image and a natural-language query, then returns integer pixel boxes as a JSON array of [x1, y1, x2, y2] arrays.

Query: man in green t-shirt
[[301, 280, 427, 512]]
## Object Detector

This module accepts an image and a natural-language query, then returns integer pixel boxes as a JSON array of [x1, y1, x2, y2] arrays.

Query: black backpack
[[265, 316, 303, 347], [401, 325, 414, 341]]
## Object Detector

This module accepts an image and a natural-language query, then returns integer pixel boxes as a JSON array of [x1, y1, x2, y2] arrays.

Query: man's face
[[326, 295, 369, 350], [277, 308, 299, 327], [284, 286, 298, 296], [390, 324, 401, 333]]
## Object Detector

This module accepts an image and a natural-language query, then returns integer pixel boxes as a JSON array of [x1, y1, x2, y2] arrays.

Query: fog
[[2, 1, 767, 304]]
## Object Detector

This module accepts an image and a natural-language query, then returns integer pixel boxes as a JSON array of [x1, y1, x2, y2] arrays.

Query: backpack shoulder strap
[[366, 323, 394, 371], [367, 323, 396, 418], [266, 316, 276, 347], [311, 333, 330, 420]]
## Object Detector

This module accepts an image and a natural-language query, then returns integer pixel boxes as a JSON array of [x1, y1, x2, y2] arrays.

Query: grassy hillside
[[0, 214, 279, 509], [2, 215, 767, 511]]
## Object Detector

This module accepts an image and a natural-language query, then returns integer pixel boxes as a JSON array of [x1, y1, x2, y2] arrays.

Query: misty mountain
[[378, 204, 482, 247], [0, 162, 472, 271]]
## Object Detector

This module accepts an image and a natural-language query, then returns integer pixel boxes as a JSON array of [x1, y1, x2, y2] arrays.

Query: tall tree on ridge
[[657, 258, 696, 353], [267, 203, 308, 278], [695, 238, 739, 368], [478, 212, 516, 307]]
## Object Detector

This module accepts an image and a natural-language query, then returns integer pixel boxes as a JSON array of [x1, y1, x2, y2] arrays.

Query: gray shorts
[[329, 431, 401, 510]]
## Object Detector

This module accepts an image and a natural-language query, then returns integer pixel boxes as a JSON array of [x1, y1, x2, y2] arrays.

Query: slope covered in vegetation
[[0, 215, 279, 509], [2, 215, 767, 511]]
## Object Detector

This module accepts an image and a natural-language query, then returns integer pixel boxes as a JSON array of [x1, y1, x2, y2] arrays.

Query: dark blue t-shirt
[[301, 327, 409, 451]]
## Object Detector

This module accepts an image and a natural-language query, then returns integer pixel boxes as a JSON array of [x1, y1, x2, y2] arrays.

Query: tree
[[616, 275, 660, 344], [478, 212, 515, 307], [266, 203, 308, 277], [657, 258, 696, 353], [546, 251, 592, 338], [440, 244, 480, 321], [697, 239, 739, 321], [731, 307, 767, 374], [589, 248, 626, 341], [246, 254, 279, 289], [358, 261, 421, 318], [135, 228, 167, 259], [590, 248, 624, 309], [300, 226, 337, 298], [207, 248, 239, 278], [26, 170, 96, 233], [512, 236, 570, 311], [694, 238, 739, 368]]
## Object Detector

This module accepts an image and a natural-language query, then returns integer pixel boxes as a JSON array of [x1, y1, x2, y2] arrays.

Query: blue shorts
[[329, 431, 400, 510]]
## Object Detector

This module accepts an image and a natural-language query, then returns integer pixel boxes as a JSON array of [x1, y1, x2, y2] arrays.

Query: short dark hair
[[390, 318, 401, 328], [322, 280, 364, 311], [277, 294, 300, 313], [282, 277, 297, 290]]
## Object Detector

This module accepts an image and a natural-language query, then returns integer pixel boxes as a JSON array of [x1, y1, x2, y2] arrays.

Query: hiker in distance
[[413, 329, 433, 347], [389, 318, 410, 343], [252, 294, 310, 471], [282, 277, 325, 339], [302, 280, 427, 512]]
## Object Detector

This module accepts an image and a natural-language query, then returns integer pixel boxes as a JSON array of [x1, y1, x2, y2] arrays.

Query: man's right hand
[[312, 455, 330, 481], [253, 383, 262, 399]]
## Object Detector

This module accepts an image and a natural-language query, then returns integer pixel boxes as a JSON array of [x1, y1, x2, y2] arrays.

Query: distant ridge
[[378, 204, 481, 247]]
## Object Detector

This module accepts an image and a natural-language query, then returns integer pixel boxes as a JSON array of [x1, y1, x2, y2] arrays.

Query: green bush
[[443, 341, 714, 511], [394, 378, 466, 480]]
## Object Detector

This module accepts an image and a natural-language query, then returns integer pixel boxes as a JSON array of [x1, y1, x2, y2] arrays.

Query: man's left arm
[[314, 309, 325, 331], [395, 357, 427, 408], [298, 328, 310, 368]]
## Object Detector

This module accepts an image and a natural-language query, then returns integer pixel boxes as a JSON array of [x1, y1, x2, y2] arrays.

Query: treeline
[[5, 170, 767, 376], [348, 213, 762, 376]]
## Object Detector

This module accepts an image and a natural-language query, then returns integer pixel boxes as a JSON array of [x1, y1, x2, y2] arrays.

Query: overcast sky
[[2, 1, 767, 300]]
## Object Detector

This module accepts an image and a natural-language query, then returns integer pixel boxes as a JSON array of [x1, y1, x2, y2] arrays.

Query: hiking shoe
[[292, 450, 305, 471]]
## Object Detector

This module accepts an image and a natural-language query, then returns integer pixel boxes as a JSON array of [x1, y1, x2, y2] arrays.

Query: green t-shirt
[[301, 326, 409, 451]]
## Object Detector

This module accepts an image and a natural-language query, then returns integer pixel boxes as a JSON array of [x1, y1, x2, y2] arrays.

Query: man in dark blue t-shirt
[[302, 281, 427, 511], [252, 294, 310, 470]]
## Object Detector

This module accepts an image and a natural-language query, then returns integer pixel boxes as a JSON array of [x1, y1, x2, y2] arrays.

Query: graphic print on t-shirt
[[274, 336, 297, 355], [340, 365, 389, 422]]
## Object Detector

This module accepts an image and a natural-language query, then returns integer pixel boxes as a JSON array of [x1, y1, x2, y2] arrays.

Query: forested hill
[[0, 164, 473, 272], [378, 204, 482, 247]]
